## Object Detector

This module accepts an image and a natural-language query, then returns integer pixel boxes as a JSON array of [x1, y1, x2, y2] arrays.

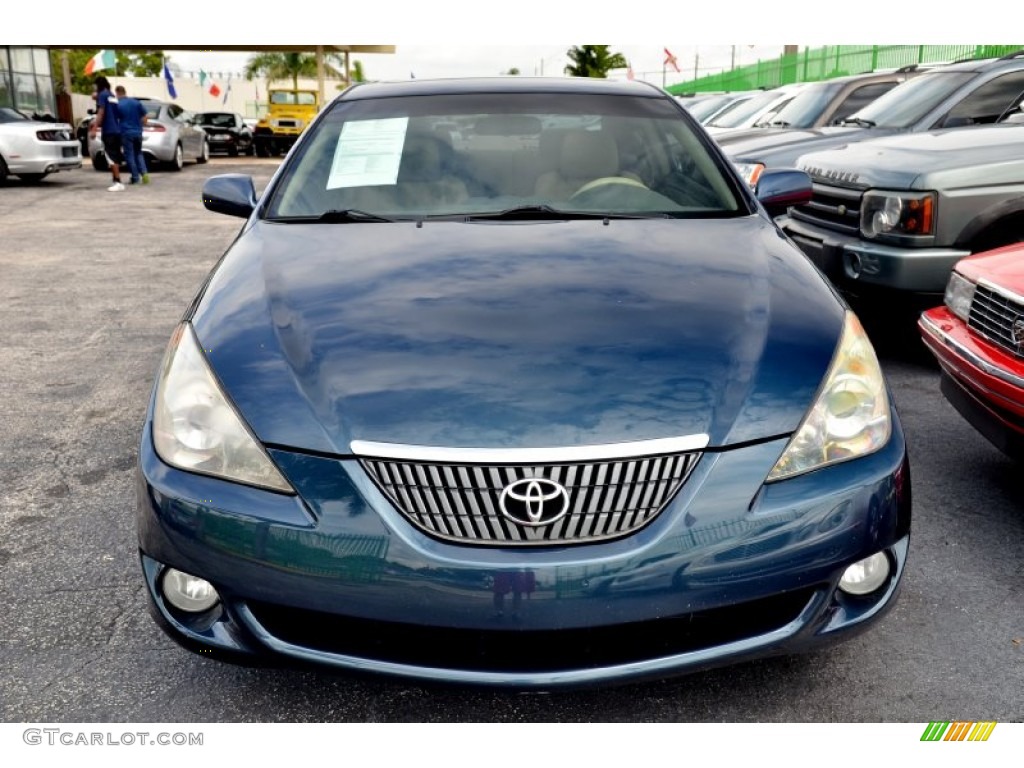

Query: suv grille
[[968, 283, 1024, 357], [788, 181, 864, 235], [361, 452, 700, 546]]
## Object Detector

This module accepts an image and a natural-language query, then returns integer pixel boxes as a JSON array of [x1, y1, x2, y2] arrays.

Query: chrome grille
[[360, 452, 700, 546], [788, 181, 864, 235], [968, 283, 1024, 357]]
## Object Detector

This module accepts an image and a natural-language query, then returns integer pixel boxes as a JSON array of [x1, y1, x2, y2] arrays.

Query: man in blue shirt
[[88, 76, 124, 191], [115, 85, 149, 185]]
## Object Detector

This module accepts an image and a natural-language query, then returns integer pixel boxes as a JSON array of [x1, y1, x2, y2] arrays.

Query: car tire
[[245, 141, 256, 157], [197, 139, 209, 164], [228, 146, 239, 157], [255, 141, 270, 158], [92, 152, 109, 172], [171, 143, 184, 172], [0, 155, 8, 183]]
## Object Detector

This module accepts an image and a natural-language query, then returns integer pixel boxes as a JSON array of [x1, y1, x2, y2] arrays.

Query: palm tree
[[564, 46, 628, 79], [244, 52, 343, 90]]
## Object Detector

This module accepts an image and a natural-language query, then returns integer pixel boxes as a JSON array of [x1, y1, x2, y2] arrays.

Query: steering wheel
[[570, 176, 649, 199]]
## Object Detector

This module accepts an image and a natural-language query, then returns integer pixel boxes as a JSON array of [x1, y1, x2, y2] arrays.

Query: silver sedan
[[0, 107, 81, 182], [89, 98, 209, 172]]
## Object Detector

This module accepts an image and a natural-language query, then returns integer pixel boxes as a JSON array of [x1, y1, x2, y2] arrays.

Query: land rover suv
[[780, 119, 1024, 302]]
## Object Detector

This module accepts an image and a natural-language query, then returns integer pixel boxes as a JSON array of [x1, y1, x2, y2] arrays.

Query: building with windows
[[0, 47, 57, 117]]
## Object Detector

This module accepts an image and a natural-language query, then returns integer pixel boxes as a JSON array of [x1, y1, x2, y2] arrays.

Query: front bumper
[[137, 418, 911, 687], [782, 216, 969, 294], [920, 307, 1024, 458]]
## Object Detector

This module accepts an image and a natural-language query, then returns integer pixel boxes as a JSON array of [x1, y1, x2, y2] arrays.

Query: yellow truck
[[253, 89, 319, 157]]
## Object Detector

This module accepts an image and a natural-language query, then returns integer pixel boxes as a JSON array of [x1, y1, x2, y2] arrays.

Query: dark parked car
[[136, 76, 910, 687], [195, 111, 254, 156], [721, 52, 1024, 185]]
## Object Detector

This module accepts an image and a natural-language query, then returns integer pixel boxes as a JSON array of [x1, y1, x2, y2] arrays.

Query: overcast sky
[[27, 1, 1010, 87], [164, 45, 787, 88]]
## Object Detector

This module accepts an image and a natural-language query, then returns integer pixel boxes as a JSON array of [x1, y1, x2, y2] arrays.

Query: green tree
[[506, 67, 521, 75], [244, 51, 344, 91], [49, 49, 166, 95], [564, 46, 628, 78], [351, 60, 366, 83]]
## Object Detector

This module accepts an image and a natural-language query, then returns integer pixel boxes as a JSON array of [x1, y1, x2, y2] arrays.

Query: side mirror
[[755, 168, 812, 218], [203, 174, 257, 219]]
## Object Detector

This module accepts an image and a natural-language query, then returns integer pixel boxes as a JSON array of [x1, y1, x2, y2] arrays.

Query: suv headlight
[[860, 190, 935, 238], [768, 312, 891, 481], [944, 271, 976, 322], [152, 324, 294, 493], [732, 161, 765, 188]]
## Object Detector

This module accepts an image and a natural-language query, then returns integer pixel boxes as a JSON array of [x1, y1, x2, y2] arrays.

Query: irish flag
[[84, 49, 115, 75]]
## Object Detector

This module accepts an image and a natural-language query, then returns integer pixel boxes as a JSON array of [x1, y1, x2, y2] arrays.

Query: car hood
[[189, 217, 843, 455], [794, 125, 1024, 189], [718, 126, 898, 167], [957, 243, 1024, 287]]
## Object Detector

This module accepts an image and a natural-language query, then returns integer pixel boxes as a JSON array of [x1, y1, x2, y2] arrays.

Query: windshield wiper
[[464, 204, 663, 221], [316, 208, 395, 223], [839, 117, 876, 128]]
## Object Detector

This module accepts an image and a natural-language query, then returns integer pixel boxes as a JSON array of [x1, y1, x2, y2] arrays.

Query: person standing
[[88, 76, 124, 192], [115, 85, 149, 185]]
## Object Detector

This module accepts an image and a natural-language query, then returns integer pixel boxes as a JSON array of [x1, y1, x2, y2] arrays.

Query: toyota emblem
[[498, 477, 570, 526]]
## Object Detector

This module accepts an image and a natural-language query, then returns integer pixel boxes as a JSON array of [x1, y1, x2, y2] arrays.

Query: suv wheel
[[197, 139, 209, 164]]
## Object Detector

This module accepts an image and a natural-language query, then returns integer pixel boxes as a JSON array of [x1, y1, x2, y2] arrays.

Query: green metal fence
[[666, 45, 1022, 94]]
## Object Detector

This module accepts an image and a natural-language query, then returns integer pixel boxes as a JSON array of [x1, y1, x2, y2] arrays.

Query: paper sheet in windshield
[[327, 117, 409, 189]]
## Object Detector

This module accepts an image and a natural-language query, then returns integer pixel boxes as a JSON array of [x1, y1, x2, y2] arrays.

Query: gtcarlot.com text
[[23, 729, 203, 746]]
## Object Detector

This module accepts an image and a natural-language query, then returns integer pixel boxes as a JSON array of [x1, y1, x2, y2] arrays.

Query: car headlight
[[152, 324, 294, 493], [944, 270, 976, 322], [767, 312, 891, 481], [860, 190, 935, 238], [732, 161, 765, 188]]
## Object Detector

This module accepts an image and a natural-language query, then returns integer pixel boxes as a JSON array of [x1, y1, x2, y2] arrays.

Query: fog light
[[162, 568, 220, 612], [838, 551, 890, 595]]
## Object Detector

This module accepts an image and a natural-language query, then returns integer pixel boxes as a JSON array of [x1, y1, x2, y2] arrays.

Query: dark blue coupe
[[137, 77, 910, 687]]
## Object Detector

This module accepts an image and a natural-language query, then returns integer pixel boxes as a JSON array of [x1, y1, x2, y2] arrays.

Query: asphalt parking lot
[[1, 158, 1022, 722]]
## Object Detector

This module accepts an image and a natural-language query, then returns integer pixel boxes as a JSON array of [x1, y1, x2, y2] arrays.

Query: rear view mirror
[[203, 174, 257, 219], [755, 169, 812, 218]]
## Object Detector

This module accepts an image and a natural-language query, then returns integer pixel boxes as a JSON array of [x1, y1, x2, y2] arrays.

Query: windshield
[[198, 113, 235, 127], [0, 107, 29, 123], [266, 92, 744, 221], [684, 94, 739, 121], [270, 92, 317, 105], [708, 90, 788, 128], [764, 81, 842, 128], [849, 71, 977, 128]]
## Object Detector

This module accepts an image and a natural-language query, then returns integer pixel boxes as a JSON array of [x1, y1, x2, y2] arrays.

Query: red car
[[919, 243, 1024, 459]]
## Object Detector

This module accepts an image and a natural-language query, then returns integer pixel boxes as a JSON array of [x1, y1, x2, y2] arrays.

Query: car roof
[[340, 77, 666, 102]]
